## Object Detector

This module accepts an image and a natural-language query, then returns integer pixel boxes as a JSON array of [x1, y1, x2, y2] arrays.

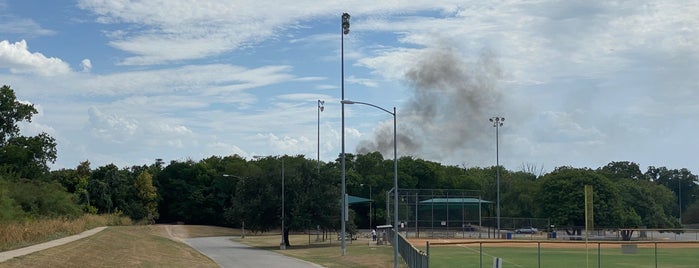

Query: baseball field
[[410, 238, 699, 268]]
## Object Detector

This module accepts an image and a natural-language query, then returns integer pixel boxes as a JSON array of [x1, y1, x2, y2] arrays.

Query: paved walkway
[[0, 227, 107, 263], [184, 236, 323, 268]]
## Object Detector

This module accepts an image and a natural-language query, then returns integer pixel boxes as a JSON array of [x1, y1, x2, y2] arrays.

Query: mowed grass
[[1, 224, 402, 268], [425, 244, 698, 268], [0, 225, 218, 268], [236, 233, 405, 268]]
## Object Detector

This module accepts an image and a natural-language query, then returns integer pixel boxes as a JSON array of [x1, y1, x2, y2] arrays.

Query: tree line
[[2, 84, 699, 246]]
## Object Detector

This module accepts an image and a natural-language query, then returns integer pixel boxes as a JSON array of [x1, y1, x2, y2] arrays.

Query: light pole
[[223, 174, 246, 238], [253, 155, 285, 249], [489, 116, 504, 237], [679, 178, 682, 225], [342, 99, 398, 268], [340, 12, 350, 256], [318, 99, 324, 174], [362, 183, 372, 230]]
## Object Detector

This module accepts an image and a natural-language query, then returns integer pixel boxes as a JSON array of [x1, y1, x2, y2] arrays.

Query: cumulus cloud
[[81, 59, 92, 72], [258, 133, 313, 154], [86, 106, 139, 144], [0, 40, 71, 76]]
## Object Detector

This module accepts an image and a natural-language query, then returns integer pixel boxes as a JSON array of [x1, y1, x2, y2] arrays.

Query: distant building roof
[[420, 198, 492, 205], [348, 195, 373, 205]]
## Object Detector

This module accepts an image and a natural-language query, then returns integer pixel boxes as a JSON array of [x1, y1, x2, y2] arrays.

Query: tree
[[133, 170, 158, 221], [0, 85, 37, 145], [682, 202, 699, 224], [0, 85, 57, 179], [536, 167, 629, 236], [598, 161, 644, 181], [646, 166, 699, 222]]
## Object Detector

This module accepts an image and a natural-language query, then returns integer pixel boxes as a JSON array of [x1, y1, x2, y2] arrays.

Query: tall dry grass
[[0, 214, 132, 251]]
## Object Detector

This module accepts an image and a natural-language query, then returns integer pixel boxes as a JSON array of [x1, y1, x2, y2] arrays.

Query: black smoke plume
[[357, 42, 503, 161]]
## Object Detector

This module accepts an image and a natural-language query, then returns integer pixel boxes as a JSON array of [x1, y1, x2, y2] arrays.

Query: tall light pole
[[340, 12, 350, 256], [679, 178, 682, 225], [281, 156, 285, 249], [318, 99, 324, 174], [362, 183, 372, 230], [342, 99, 398, 268], [253, 155, 285, 249], [223, 174, 246, 238], [489, 116, 504, 237]]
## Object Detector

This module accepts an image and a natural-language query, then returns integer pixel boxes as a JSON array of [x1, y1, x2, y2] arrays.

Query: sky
[[0, 0, 697, 175]]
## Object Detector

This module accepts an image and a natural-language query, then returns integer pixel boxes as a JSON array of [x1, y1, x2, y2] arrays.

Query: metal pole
[[340, 99, 396, 266], [393, 107, 399, 268], [387, 189, 391, 225], [490, 116, 504, 237], [496, 123, 500, 237], [478, 195, 482, 238], [318, 100, 323, 174], [679, 178, 682, 225], [281, 157, 286, 249], [340, 12, 350, 256], [369, 185, 372, 230]]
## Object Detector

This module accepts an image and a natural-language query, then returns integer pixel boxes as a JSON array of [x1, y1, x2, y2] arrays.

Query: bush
[[5, 179, 82, 219]]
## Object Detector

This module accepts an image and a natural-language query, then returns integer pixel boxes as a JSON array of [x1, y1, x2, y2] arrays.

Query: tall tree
[[646, 166, 699, 221], [536, 167, 633, 235], [0, 85, 57, 179], [133, 170, 158, 221], [0, 85, 36, 145]]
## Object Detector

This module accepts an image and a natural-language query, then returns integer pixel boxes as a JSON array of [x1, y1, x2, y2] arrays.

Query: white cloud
[[81, 59, 92, 72], [258, 133, 313, 155], [0, 40, 71, 76], [0, 17, 56, 37], [71, 64, 295, 96], [76, 0, 471, 65], [346, 75, 379, 88], [86, 106, 138, 144]]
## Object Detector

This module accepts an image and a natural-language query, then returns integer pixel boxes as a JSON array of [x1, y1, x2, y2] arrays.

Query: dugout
[[386, 189, 492, 239]]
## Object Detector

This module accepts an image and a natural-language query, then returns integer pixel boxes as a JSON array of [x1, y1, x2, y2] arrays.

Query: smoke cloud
[[357, 42, 504, 162]]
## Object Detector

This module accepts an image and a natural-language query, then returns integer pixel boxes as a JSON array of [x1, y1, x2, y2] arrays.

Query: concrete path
[[0, 226, 107, 263], [184, 236, 323, 268]]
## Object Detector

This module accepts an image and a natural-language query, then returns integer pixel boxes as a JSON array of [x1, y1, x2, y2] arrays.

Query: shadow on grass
[[234, 237, 374, 251]]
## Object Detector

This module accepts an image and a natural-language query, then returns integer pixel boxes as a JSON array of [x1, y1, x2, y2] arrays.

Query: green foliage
[[0, 178, 26, 221], [536, 167, 625, 227], [133, 170, 158, 220], [0, 85, 57, 180], [682, 202, 699, 224], [0, 85, 37, 144], [2, 178, 82, 219]]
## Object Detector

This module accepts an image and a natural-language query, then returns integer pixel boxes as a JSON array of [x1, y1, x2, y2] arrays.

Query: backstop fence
[[386, 189, 548, 239]]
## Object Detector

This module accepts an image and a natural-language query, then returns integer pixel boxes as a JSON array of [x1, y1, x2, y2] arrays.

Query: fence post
[[426, 241, 430, 268], [480, 242, 483, 268], [537, 242, 541, 268], [598, 242, 601, 268], [654, 242, 658, 268]]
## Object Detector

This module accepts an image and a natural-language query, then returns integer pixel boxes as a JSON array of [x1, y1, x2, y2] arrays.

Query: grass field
[[0, 225, 400, 267], [4, 223, 698, 267], [237, 232, 404, 267], [422, 242, 699, 268], [0, 225, 219, 268]]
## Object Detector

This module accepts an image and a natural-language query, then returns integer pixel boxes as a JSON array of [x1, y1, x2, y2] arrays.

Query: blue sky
[[1, 0, 697, 175]]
